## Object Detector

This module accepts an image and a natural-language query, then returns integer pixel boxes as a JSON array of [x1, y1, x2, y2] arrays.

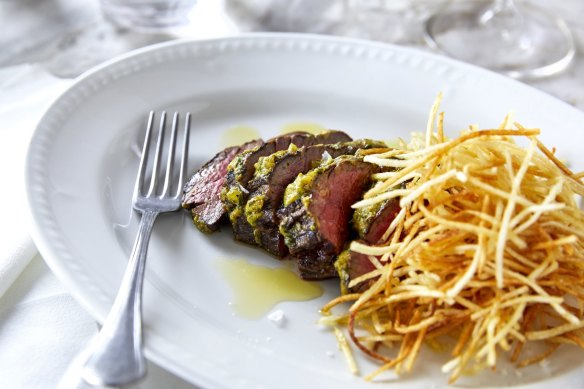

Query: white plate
[[26, 34, 584, 389]]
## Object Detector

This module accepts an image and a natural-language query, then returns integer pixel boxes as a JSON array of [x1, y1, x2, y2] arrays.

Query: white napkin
[[0, 256, 99, 388], [0, 64, 71, 298], [0, 256, 195, 389]]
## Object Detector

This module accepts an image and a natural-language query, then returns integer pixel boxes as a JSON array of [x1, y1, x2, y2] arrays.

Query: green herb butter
[[334, 249, 351, 295], [228, 207, 242, 224], [222, 185, 243, 207], [245, 194, 265, 227]]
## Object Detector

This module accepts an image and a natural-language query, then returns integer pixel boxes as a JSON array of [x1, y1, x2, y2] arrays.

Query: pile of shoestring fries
[[319, 96, 584, 383]]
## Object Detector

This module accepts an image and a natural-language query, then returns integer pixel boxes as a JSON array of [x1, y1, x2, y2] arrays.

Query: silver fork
[[80, 111, 191, 387]]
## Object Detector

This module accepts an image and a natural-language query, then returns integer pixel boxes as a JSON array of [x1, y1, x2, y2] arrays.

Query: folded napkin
[[0, 235, 36, 298], [0, 64, 71, 299], [0, 257, 193, 389], [0, 256, 99, 388]]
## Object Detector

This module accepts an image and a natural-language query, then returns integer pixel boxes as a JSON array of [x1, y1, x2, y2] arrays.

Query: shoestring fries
[[320, 95, 584, 383]]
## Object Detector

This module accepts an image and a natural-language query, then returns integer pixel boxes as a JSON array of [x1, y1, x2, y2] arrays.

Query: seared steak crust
[[222, 131, 352, 245], [353, 197, 401, 244], [278, 156, 380, 279], [181, 139, 263, 233], [246, 140, 385, 257], [335, 248, 377, 294]]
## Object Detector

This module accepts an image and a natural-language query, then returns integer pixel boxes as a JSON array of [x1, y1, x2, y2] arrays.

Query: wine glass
[[424, 0, 575, 79], [27, 0, 229, 79]]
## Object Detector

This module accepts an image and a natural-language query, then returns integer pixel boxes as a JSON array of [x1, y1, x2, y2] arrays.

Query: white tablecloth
[[0, 0, 583, 388]]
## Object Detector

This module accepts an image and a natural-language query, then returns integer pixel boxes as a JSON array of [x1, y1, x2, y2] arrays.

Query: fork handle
[[80, 209, 158, 387]]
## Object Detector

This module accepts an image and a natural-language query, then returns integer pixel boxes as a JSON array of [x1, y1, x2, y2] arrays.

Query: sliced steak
[[222, 130, 352, 245], [278, 156, 380, 279], [335, 248, 377, 294], [336, 193, 402, 293], [246, 139, 386, 257], [353, 197, 401, 244], [181, 138, 263, 233]]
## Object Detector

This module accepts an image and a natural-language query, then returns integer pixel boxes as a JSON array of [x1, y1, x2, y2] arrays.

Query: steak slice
[[353, 197, 402, 245], [334, 187, 403, 293], [222, 130, 352, 245], [335, 198, 402, 293], [278, 156, 380, 279], [335, 248, 377, 294], [246, 139, 386, 257], [181, 138, 263, 233]]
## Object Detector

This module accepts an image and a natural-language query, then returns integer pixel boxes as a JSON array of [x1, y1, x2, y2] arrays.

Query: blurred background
[[1, 0, 583, 108]]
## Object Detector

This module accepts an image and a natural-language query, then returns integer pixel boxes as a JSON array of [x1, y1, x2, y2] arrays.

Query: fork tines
[[134, 111, 191, 204]]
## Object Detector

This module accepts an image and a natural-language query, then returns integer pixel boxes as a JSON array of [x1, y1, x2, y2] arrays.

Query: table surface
[[0, 0, 582, 388]]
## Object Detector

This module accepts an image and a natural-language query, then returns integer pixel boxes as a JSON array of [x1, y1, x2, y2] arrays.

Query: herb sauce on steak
[[222, 131, 352, 245], [245, 139, 386, 257], [278, 155, 381, 279], [181, 139, 263, 233]]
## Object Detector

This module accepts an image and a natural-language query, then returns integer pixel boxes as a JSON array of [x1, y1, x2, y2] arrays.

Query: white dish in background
[[26, 34, 584, 388]]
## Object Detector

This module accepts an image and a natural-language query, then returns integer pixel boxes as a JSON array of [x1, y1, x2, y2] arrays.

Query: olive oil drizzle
[[221, 126, 260, 148], [217, 259, 323, 319]]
